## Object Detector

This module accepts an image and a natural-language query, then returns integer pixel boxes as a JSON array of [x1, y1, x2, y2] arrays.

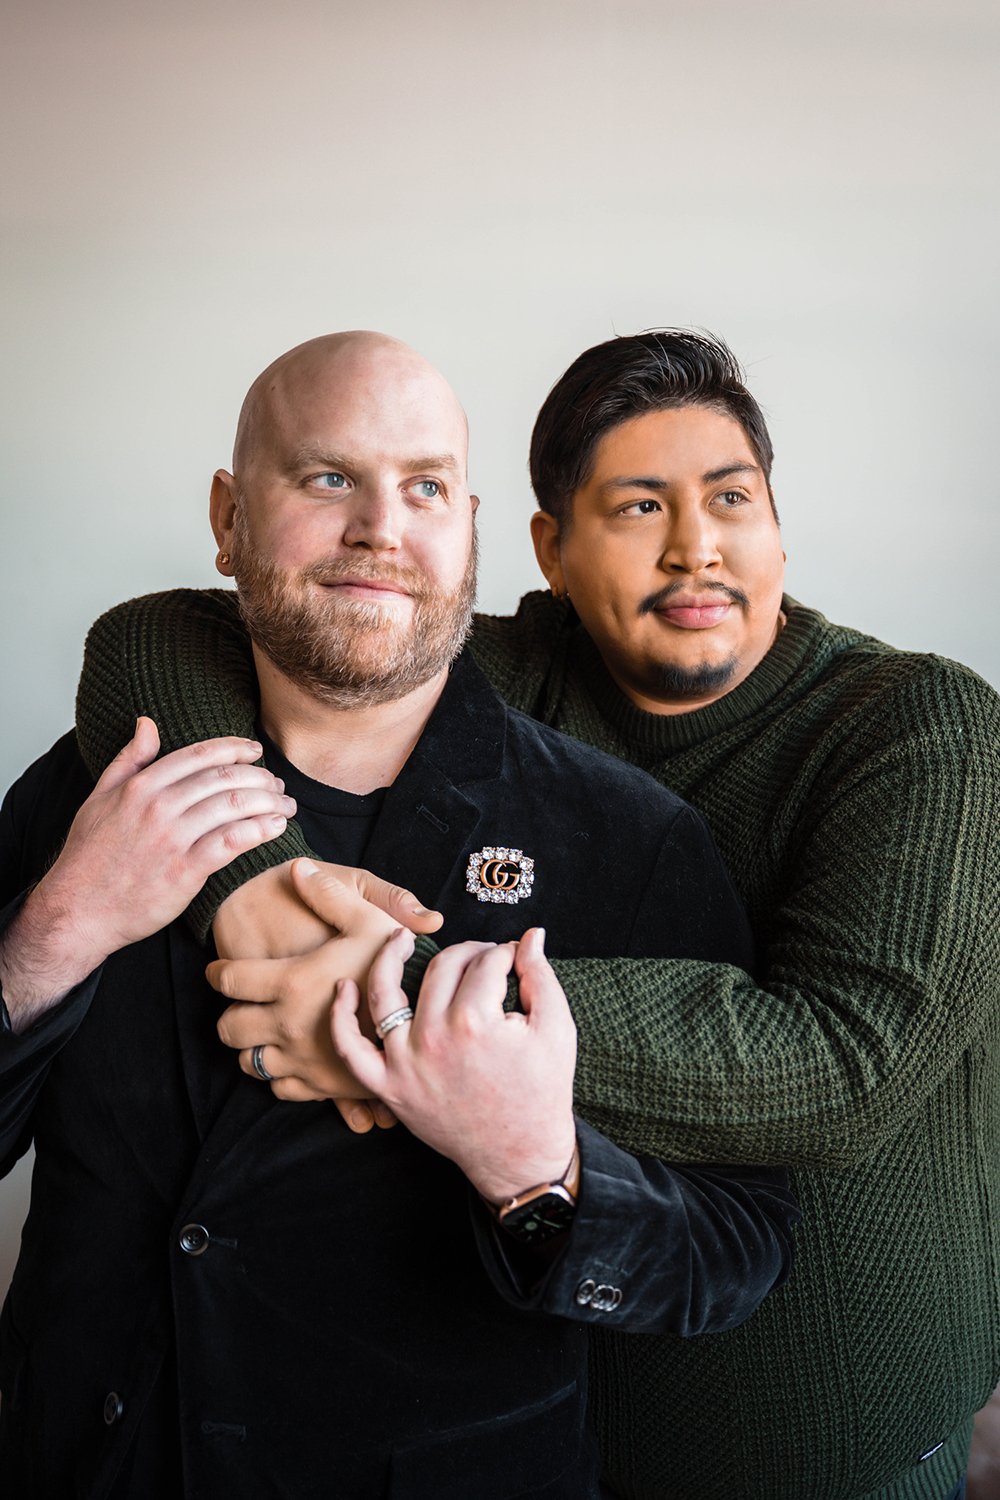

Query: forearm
[[556, 946, 996, 1167], [559, 686, 1000, 1166], [398, 940, 902, 1167], [0, 975, 97, 1173], [191, 835, 314, 944], [0, 880, 107, 1033], [474, 1119, 798, 1335], [76, 589, 261, 766], [0, 893, 102, 1172]]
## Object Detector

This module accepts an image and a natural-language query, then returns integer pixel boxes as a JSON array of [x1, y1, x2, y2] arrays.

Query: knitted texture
[[75, 589, 1000, 1499]]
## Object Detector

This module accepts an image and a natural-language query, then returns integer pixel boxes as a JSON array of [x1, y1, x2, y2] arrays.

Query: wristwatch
[[489, 1143, 580, 1245]]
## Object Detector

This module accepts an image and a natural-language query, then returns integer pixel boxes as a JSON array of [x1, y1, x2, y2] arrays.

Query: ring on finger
[[376, 1006, 414, 1039], [251, 1043, 274, 1082]]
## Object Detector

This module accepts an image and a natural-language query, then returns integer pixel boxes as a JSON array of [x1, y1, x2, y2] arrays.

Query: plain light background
[[2, 0, 998, 1295]]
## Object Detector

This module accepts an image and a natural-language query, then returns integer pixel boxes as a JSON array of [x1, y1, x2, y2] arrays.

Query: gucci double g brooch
[[465, 847, 535, 905]]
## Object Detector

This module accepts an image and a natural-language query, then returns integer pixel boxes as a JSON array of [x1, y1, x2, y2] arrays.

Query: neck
[[253, 647, 449, 791]]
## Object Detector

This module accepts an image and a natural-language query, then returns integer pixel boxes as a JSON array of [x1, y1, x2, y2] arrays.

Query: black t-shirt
[[258, 728, 388, 868]]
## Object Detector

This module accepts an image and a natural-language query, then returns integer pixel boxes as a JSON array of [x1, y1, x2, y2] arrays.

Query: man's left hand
[[210, 863, 402, 1122], [331, 926, 578, 1203]]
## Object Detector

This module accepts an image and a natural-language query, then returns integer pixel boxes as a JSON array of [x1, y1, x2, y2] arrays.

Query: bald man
[[0, 334, 797, 1499]]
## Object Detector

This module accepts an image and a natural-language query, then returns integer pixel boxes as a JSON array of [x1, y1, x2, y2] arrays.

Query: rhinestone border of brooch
[[465, 847, 536, 904]]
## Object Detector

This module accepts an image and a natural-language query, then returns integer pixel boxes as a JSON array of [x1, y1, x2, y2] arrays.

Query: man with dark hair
[[0, 332, 798, 1499], [70, 328, 997, 1500], [528, 329, 776, 521]]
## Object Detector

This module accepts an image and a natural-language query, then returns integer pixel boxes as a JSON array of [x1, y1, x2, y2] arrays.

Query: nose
[[341, 487, 404, 552], [660, 503, 722, 574]]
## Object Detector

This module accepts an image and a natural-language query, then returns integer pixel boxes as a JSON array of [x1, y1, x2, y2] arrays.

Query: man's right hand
[[0, 718, 295, 1031]]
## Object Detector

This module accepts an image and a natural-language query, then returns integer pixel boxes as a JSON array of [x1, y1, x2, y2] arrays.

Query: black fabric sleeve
[[469, 808, 795, 1332], [0, 745, 104, 1177], [471, 1121, 798, 1335], [624, 803, 755, 969]]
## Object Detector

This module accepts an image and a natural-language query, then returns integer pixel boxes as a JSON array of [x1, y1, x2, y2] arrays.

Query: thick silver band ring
[[251, 1044, 273, 1082], [376, 1006, 414, 1039]]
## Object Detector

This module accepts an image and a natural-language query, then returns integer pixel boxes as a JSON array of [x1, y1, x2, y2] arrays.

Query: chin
[[647, 653, 740, 700]]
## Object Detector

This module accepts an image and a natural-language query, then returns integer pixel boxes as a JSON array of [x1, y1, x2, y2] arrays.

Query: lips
[[318, 578, 411, 600], [656, 601, 733, 629]]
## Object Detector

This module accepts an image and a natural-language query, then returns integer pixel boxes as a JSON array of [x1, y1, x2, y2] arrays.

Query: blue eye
[[413, 480, 441, 499], [316, 472, 348, 490]]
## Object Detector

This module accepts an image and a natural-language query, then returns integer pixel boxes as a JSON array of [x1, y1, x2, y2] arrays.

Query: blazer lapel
[[361, 652, 509, 915], [362, 755, 484, 917]]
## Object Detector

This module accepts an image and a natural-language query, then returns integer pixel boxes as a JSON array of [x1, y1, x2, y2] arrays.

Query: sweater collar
[[575, 596, 835, 752]]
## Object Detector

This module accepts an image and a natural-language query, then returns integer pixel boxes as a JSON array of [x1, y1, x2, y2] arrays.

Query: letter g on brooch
[[465, 847, 535, 905]]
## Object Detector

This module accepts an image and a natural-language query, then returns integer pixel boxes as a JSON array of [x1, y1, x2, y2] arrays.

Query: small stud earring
[[217, 551, 231, 567]]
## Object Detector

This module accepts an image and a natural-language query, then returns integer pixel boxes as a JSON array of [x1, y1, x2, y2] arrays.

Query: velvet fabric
[[0, 653, 797, 1498]]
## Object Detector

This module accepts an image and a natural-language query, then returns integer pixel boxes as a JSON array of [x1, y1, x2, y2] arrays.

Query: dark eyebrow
[[600, 460, 761, 493], [702, 462, 760, 483], [599, 475, 669, 494]]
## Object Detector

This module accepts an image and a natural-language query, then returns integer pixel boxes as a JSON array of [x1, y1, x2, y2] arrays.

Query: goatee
[[651, 656, 739, 698]]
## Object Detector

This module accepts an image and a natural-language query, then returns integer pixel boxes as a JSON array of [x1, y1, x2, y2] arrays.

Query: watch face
[[498, 1190, 577, 1245]]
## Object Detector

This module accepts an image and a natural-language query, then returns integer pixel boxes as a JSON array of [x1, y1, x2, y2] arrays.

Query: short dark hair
[[529, 329, 775, 523]]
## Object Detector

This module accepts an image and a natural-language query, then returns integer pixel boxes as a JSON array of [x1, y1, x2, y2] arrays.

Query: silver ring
[[375, 1006, 414, 1039], [251, 1044, 273, 1082]]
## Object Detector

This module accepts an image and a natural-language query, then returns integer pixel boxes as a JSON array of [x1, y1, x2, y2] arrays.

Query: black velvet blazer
[[0, 653, 797, 1499]]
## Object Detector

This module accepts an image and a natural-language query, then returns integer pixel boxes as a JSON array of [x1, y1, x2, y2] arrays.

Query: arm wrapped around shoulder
[[74, 589, 315, 940]]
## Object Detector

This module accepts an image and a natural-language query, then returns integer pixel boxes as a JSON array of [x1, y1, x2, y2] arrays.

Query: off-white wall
[[2, 0, 998, 1294]]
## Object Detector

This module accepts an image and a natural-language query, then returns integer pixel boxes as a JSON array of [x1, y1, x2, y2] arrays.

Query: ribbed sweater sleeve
[[76, 590, 315, 939], [555, 658, 999, 1166]]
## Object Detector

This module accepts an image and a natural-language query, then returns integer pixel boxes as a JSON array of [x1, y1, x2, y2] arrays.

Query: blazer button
[[179, 1223, 210, 1256], [575, 1279, 596, 1307], [103, 1392, 124, 1425]]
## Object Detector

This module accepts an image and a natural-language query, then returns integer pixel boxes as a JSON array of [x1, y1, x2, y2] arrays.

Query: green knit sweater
[[75, 589, 1000, 1500]]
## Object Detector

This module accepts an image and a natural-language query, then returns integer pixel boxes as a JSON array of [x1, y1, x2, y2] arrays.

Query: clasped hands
[[0, 717, 575, 1196], [209, 860, 577, 1197]]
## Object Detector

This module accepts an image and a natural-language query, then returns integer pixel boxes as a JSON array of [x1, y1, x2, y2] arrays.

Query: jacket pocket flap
[[388, 1379, 584, 1499]]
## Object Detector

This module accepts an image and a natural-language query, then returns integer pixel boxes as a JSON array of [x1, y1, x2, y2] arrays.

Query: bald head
[[232, 331, 469, 480], [211, 331, 478, 714]]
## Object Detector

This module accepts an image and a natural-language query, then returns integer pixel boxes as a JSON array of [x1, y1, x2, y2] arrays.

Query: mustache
[[298, 557, 428, 595], [638, 579, 750, 615]]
